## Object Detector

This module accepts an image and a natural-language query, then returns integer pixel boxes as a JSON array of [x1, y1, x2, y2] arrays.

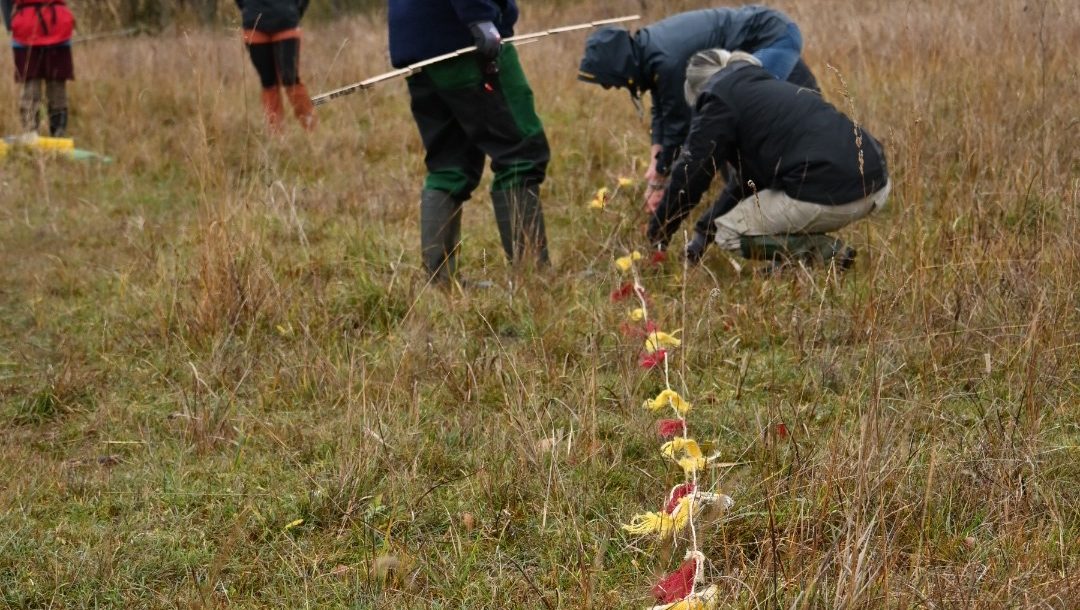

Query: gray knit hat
[[683, 49, 761, 106]]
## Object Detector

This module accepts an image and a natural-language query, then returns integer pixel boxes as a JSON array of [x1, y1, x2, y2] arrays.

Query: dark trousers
[[406, 45, 550, 199], [19, 78, 67, 132], [247, 38, 301, 87]]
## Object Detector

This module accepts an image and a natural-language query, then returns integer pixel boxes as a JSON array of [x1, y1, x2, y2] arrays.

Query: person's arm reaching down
[[647, 92, 738, 248]]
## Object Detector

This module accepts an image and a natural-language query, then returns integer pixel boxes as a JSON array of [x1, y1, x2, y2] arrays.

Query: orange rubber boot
[[285, 83, 317, 131], [261, 87, 285, 132]]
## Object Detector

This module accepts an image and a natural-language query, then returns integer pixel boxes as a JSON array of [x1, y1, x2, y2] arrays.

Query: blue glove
[[469, 21, 502, 61]]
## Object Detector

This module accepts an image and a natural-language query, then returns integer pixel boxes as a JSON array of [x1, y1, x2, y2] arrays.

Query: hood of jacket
[[577, 27, 642, 93]]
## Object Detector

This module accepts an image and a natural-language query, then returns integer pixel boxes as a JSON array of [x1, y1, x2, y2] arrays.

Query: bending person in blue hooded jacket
[[390, 0, 551, 285], [578, 5, 818, 215]]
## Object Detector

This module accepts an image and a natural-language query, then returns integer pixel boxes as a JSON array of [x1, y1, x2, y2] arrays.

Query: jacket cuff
[[655, 145, 680, 176]]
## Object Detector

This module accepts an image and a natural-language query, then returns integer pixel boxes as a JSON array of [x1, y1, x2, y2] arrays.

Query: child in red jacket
[[2, 0, 75, 136]]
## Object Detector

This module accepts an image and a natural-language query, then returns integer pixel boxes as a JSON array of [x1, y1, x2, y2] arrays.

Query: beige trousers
[[714, 180, 891, 250]]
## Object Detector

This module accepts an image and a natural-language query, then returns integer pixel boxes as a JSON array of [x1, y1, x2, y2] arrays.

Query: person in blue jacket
[[389, 0, 551, 285], [578, 5, 818, 216]]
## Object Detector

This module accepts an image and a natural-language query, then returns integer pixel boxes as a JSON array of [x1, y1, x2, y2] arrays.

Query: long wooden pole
[[311, 15, 640, 107], [72, 27, 140, 44]]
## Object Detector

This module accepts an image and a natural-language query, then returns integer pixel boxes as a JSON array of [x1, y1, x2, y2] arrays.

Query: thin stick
[[311, 15, 640, 106], [72, 27, 140, 44]]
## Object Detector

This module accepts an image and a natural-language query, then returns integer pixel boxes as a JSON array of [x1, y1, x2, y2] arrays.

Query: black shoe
[[833, 246, 857, 271], [48, 109, 68, 137]]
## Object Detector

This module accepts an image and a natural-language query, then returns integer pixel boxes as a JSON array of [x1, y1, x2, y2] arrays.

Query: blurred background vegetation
[[74, 0, 387, 31], [73, 0, 608, 30]]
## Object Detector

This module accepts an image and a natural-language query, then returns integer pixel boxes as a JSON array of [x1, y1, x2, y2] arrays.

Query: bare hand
[[643, 144, 666, 213], [644, 184, 665, 213]]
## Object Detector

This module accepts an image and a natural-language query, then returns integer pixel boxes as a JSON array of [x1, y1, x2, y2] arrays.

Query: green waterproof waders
[[405, 45, 549, 198], [406, 44, 551, 273]]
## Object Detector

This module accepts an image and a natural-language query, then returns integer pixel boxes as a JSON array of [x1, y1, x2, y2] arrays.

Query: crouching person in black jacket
[[649, 50, 890, 269]]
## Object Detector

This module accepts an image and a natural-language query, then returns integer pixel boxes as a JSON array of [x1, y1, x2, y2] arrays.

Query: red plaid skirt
[[12, 45, 75, 82]]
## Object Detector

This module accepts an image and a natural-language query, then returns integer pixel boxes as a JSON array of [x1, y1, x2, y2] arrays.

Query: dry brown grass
[[1, 0, 1078, 607]]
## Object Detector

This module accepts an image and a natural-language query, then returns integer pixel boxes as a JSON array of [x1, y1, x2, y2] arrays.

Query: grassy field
[[2, 0, 1079, 607]]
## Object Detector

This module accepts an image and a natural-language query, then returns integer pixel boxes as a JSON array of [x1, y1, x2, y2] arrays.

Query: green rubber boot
[[491, 185, 549, 265], [739, 234, 856, 269], [420, 189, 463, 283]]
